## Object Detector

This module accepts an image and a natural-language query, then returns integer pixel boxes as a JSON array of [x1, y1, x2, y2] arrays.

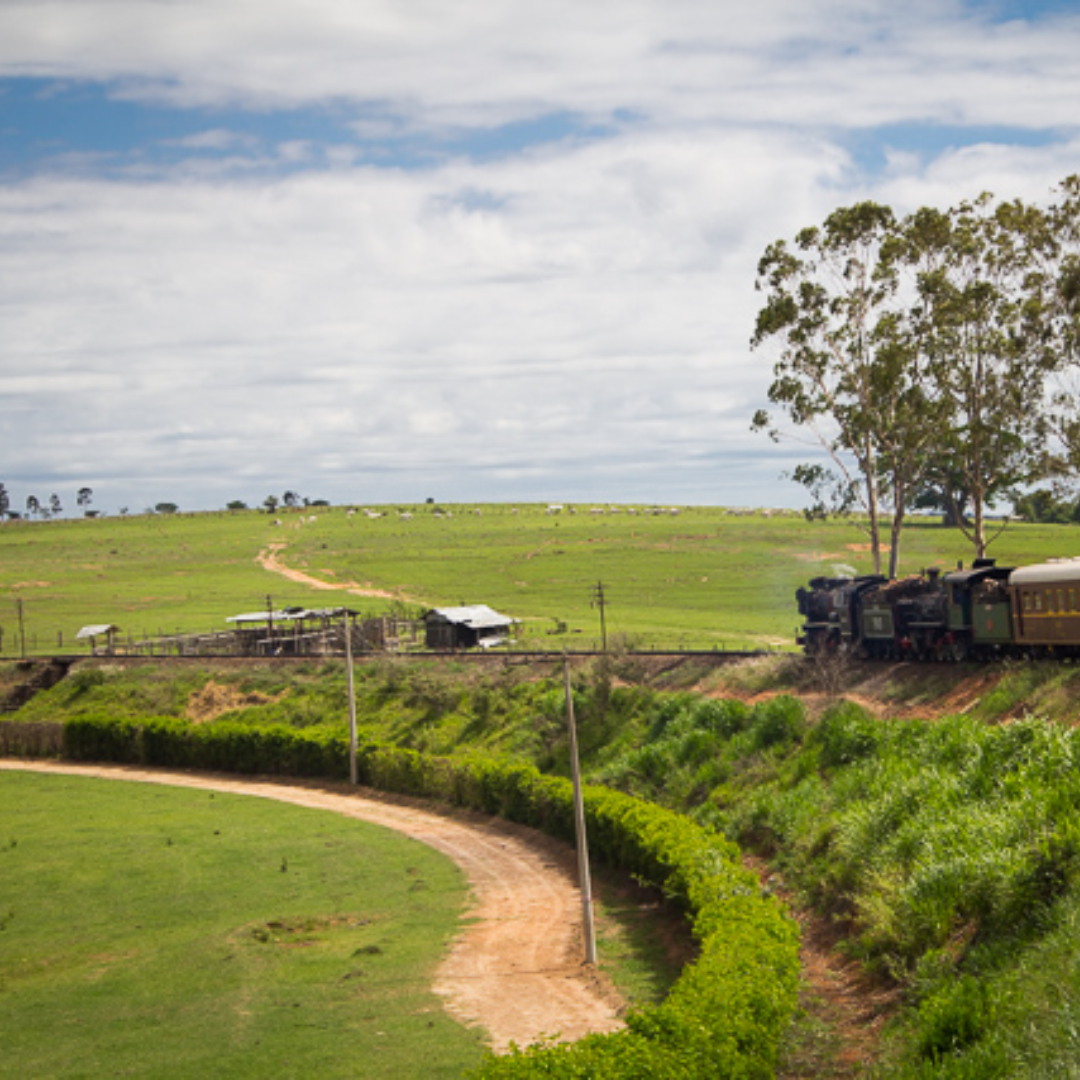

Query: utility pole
[[563, 658, 597, 965], [345, 611, 358, 785], [590, 581, 608, 653]]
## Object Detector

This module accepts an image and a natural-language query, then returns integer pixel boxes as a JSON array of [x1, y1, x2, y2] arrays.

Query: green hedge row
[[54, 712, 800, 1077]]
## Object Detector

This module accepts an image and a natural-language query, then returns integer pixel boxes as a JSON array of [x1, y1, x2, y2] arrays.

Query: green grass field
[[0, 770, 485, 1079], [5, 503, 1080, 656]]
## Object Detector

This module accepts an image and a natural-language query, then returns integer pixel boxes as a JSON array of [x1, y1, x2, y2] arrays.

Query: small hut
[[76, 624, 121, 655], [424, 605, 514, 650]]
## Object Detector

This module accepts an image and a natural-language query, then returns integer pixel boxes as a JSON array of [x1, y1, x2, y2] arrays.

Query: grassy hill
[[5, 502, 1080, 656]]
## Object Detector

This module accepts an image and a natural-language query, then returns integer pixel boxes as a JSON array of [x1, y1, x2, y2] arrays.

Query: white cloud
[[2, 0, 1078, 131], [1, 1, 1079, 511]]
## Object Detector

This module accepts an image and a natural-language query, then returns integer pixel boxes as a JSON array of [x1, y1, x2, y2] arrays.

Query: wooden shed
[[424, 605, 515, 650]]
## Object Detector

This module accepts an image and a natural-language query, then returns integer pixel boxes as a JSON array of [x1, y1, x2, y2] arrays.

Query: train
[[796, 557, 1080, 661]]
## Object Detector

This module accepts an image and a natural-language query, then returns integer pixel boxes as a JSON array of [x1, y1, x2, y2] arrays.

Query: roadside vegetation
[[7, 652, 1080, 1075]]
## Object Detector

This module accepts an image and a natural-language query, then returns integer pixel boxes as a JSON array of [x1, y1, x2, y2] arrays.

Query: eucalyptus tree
[[751, 202, 939, 577], [1043, 176, 1080, 473], [897, 191, 1068, 559]]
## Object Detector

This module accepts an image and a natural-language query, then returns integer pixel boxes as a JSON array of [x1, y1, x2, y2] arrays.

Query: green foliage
[[916, 976, 997, 1062], [62, 712, 349, 778], [810, 700, 882, 767], [18, 653, 1080, 1075], [33, 701, 800, 1080]]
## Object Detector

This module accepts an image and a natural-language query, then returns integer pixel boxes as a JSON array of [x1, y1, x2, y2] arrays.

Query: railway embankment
[[5, 652, 1080, 1076]]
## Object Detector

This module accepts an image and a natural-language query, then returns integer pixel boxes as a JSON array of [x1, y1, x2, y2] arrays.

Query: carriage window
[[1071, 589, 1077, 612], [1058, 590, 1065, 612], [1023, 592, 1032, 613], [1035, 592, 1044, 612]]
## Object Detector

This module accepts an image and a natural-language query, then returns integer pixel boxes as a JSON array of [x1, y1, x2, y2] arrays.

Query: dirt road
[[257, 543, 408, 601], [0, 760, 625, 1053]]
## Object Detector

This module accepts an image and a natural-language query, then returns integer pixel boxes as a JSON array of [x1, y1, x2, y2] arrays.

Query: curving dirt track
[[256, 543, 408, 601], [0, 760, 625, 1053]]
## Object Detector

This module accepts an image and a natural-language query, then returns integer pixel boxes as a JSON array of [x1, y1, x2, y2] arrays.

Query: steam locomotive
[[796, 558, 1080, 660]]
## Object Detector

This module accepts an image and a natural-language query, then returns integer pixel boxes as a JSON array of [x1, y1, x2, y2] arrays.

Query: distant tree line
[[0, 486, 338, 521], [0, 485, 95, 521], [752, 175, 1080, 577]]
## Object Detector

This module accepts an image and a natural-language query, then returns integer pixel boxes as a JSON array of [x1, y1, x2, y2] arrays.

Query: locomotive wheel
[[943, 639, 969, 662]]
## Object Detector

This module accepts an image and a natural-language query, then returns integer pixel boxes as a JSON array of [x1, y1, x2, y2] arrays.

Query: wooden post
[[563, 658, 597, 965], [345, 613, 358, 785]]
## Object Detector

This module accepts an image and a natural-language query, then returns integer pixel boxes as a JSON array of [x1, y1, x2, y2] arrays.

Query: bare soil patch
[[0, 760, 625, 1053], [186, 680, 288, 723], [746, 857, 901, 1078]]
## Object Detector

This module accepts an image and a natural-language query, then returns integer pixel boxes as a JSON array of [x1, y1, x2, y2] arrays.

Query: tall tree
[[77, 487, 93, 514], [25, 495, 39, 519], [898, 192, 1067, 558], [49, 494, 62, 517], [751, 202, 938, 577], [1043, 176, 1080, 473], [0, 483, 8, 520]]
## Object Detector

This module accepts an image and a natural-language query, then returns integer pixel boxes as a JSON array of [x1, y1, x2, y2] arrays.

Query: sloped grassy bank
[[8, 655, 1080, 1075], [591, 682, 1080, 1077]]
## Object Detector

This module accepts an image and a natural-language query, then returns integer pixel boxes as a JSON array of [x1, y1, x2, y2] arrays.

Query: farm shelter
[[424, 605, 515, 650], [76, 624, 121, 655], [226, 606, 362, 655]]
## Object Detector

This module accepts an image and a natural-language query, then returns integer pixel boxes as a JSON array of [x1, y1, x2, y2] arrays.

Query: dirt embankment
[[0, 760, 625, 1053]]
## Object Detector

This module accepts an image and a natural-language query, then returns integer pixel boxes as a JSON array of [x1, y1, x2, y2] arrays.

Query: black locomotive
[[797, 558, 1080, 660]]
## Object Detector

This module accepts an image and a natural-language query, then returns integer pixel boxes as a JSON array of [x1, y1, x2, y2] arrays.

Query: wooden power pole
[[563, 658, 597, 965]]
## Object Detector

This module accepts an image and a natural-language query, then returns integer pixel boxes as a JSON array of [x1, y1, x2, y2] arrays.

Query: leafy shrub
[[747, 695, 805, 751], [68, 668, 106, 695], [690, 696, 751, 738], [916, 975, 996, 1061], [811, 700, 880, 767]]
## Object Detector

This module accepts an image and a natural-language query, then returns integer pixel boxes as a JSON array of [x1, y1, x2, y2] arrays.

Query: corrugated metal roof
[[76, 624, 120, 638], [427, 605, 514, 629], [226, 607, 358, 624]]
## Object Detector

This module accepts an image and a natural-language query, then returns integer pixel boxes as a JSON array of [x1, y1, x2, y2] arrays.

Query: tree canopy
[[752, 176, 1080, 570]]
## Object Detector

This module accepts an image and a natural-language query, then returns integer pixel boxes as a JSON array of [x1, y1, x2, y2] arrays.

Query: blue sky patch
[[0, 78, 617, 177], [844, 121, 1066, 175]]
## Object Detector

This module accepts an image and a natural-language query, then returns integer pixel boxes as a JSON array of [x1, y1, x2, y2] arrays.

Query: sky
[[2, 0, 1079, 516]]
